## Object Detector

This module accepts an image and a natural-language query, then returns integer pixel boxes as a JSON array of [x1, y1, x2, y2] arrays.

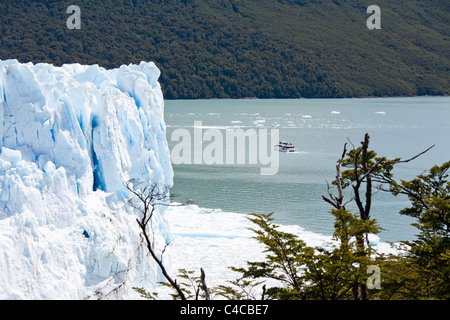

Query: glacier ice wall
[[0, 59, 173, 299]]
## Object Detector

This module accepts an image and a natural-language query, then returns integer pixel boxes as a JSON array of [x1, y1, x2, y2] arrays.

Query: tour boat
[[274, 141, 298, 152]]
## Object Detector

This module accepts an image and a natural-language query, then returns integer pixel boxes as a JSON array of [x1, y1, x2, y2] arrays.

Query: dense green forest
[[0, 0, 448, 99]]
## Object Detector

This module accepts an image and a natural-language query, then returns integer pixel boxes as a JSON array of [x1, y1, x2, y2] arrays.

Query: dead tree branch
[[200, 268, 211, 300], [125, 180, 187, 301], [322, 143, 348, 210]]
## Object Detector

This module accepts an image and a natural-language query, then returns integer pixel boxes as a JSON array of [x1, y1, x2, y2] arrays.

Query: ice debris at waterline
[[157, 204, 400, 299], [0, 60, 173, 299]]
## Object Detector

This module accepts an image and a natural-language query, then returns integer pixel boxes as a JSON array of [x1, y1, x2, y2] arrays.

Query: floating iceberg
[[0, 60, 173, 299]]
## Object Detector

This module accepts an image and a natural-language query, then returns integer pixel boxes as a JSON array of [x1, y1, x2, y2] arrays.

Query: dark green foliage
[[231, 213, 314, 300], [223, 211, 382, 300], [0, 0, 448, 99], [377, 162, 450, 299], [340, 148, 398, 190], [392, 162, 450, 237]]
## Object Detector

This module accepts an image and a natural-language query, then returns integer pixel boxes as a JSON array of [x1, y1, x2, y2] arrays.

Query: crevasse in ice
[[0, 59, 173, 299]]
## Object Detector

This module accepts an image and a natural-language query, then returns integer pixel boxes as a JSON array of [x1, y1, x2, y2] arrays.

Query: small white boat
[[274, 141, 298, 152]]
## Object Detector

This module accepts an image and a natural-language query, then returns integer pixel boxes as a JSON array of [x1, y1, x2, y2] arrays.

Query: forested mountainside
[[1, 0, 448, 99]]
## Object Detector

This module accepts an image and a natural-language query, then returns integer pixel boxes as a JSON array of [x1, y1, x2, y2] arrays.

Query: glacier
[[0, 59, 173, 299]]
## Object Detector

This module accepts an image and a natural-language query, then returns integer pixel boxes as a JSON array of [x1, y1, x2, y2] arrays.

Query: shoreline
[[163, 95, 450, 102]]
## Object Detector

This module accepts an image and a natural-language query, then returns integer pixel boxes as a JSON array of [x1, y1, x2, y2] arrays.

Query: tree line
[[1, 0, 448, 99]]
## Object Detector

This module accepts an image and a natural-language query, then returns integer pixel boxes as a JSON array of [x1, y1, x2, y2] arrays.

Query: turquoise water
[[165, 97, 450, 242]]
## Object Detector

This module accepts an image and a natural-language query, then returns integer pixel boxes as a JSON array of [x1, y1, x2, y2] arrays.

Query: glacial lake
[[164, 97, 450, 242]]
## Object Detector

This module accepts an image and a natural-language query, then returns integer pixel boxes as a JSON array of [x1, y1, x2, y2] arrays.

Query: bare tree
[[125, 180, 187, 300], [125, 180, 212, 300], [326, 134, 434, 241], [344, 134, 434, 225], [322, 133, 434, 300], [322, 142, 349, 210]]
